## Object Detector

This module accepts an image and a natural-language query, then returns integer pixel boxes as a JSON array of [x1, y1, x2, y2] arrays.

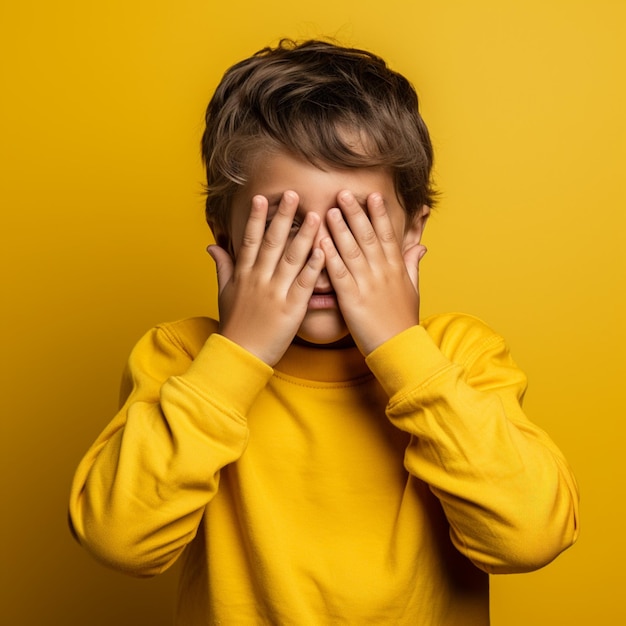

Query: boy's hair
[[202, 39, 436, 245]]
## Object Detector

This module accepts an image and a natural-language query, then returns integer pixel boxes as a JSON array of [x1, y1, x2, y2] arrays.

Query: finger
[[320, 234, 354, 289], [207, 245, 234, 295], [403, 244, 427, 291], [258, 190, 300, 264], [288, 247, 326, 301], [275, 211, 321, 280], [365, 192, 403, 261], [336, 190, 381, 259], [236, 195, 270, 268], [326, 207, 368, 272]]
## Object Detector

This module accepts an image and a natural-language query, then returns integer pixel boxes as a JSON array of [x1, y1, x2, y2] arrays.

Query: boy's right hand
[[208, 192, 325, 366]]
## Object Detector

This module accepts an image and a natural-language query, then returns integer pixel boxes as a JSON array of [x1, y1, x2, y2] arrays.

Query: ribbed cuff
[[365, 325, 452, 399], [176, 333, 274, 418]]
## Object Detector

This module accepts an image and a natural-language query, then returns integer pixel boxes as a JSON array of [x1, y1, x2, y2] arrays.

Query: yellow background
[[1, 0, 624, 623]]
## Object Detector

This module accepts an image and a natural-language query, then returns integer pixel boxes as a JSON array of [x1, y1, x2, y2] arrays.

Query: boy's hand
[[321, 191, 426, 356], [208, 192, 325, 366]]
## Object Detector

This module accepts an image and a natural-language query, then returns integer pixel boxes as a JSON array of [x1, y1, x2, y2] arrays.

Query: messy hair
[[202, 39, 436, 244]]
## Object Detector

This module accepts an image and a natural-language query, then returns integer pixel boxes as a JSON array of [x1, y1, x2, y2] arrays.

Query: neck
[[274, 338, 371, 382]]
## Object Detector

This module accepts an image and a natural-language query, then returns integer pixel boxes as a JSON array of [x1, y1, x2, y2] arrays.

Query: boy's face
[[227, 150, 427, 347]]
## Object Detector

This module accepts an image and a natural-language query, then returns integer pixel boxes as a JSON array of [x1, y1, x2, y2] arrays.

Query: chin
[[295, 313, 352, 347]]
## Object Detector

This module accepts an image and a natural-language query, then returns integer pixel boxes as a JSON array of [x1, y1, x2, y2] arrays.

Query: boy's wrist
[[358, 318, 420, 357], [218, 326, 288, 367]]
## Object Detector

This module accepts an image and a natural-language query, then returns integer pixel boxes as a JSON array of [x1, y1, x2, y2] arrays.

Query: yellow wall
[[2, 1, 624, 623]]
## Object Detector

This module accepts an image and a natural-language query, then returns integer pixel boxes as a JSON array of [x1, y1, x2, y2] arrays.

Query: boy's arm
[[69, 322, 272, 577], [325, 195, 578, 573], [70, 191, 322, 576], [366, 317, 580, 574]]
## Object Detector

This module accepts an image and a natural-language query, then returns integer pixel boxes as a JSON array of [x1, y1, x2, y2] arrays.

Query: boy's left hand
[[321, 191, 426, 356]]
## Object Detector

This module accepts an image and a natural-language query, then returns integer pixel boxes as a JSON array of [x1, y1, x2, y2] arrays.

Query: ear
[[402, 205, 430, 250]]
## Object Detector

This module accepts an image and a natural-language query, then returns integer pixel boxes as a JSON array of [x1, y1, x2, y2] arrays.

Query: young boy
[[69, 40, 579, 625]]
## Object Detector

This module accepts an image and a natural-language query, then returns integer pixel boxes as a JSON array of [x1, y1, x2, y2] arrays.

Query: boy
[[69, 40, 579, 625]]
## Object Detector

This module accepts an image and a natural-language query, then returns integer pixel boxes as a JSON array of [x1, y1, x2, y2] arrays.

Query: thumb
[[207, 245, 234, 294], [403, 244, 427, 291]]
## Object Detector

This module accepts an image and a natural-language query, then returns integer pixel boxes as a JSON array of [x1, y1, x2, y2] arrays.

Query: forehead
[[234, 150, 397, 209]]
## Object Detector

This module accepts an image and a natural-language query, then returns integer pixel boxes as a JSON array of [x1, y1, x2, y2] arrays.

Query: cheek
[[229, 221, 246, 257], [392, 217, 409, 244], [228, 199, 254, 255], [214, 231, 234, 255]]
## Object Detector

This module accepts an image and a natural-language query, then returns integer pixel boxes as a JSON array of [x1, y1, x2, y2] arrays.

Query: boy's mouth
[[308, 288, 337, 309]]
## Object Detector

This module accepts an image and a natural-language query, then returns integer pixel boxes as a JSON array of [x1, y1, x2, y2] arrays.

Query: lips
[[308, 287, 337, 310]]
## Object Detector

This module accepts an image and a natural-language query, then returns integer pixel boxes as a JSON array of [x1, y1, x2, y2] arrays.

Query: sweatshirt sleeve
[[365, 316, 579, 575], [69, 320, 273, 577]]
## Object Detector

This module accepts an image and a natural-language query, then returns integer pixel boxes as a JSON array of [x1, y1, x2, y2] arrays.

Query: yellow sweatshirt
[[69, 313, 579, 625]]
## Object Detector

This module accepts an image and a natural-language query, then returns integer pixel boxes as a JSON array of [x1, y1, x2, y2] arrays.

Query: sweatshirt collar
[[274, 339, 372, 383]]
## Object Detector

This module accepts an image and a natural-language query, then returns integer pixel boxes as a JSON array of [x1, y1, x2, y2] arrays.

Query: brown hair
[[202, 39, 436, 245]]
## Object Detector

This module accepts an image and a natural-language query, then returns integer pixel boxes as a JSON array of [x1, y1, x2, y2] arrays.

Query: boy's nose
[[312, 218, 331, 252]]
